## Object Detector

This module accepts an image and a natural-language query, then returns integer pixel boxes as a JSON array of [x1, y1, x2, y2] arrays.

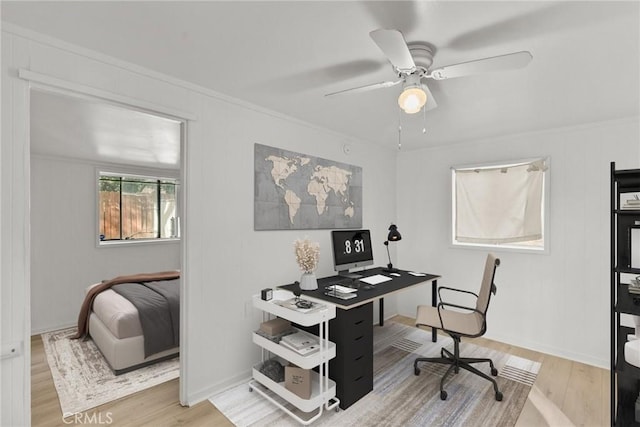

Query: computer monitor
[[331, 229, 374, 278]]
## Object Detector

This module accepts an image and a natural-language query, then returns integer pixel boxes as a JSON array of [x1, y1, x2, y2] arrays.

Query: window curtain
[[454, 159, 546, 244]]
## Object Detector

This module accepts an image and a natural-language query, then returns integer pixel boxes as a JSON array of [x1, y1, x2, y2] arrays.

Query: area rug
[[41, 327, 179, 416], [210, 322, 540, 426]]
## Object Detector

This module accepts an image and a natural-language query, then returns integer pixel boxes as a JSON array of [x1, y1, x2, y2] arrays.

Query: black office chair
[[414, 253, 502, 401]]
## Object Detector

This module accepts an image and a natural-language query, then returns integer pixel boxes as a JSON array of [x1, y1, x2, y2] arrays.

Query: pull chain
[[397, 105, 428, 149], [422, 105, 427, 134], [397, 106, 402, 150]]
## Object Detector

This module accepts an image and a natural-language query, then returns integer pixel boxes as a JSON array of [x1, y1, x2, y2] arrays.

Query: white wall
[[395, 118, 640, 368], [1, 25, 397, 425], [29, 155, 181, 333], [182, 96, 397, 402]]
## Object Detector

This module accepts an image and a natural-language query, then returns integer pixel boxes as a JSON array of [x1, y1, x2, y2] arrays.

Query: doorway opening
[[29, 87, 187, 421]]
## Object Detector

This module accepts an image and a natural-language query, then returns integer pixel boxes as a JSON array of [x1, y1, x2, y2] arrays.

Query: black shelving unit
[[612, 162, 640, 425]]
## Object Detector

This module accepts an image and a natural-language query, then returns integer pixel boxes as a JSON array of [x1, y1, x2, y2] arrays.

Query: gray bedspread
[[112, 280, 180, 358]]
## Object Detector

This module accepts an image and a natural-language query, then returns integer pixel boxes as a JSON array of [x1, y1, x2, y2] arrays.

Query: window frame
[[96, 169, 180, 247], [450, 157, 550, 254]]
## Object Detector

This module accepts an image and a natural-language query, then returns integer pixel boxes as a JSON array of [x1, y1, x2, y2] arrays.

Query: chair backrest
[[475, 253, 500, 315]]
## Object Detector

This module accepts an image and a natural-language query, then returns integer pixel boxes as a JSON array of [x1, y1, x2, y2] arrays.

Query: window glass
[[160, 182, 178, 238], [99, 173, 178, 243]]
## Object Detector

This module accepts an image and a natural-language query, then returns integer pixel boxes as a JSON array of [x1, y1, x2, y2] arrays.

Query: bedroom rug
[[210, 322, 540, 426], [41, 327, 179, 416]]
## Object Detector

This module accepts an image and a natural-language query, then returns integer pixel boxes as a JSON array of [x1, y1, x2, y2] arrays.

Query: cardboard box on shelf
[[285, 364, 311, 399], [259, 318, 291, 336]]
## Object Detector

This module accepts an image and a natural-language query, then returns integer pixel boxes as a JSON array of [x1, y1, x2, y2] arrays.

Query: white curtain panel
[[455, 159, 545, 244]]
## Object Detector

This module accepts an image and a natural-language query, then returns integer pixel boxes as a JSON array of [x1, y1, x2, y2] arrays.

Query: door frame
[[19, 69, 195, 408]]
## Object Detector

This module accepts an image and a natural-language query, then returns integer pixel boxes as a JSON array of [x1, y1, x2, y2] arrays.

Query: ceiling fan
[[325, 29, 533, 114]]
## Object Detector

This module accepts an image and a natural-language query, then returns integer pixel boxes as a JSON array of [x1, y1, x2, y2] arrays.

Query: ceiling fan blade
[[369, 29, 416, 73], [324, 79, 403, 97], [446, 3, 631, 52], [423, 84, 437, 111], [429, 51, 532, 80]]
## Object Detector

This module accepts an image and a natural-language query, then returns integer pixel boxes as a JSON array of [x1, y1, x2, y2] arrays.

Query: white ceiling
[[4, 1, 640, 156]]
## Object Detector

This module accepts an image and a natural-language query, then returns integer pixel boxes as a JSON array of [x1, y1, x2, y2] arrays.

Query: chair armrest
[[438, 301, 481, 315], [437, 286, 479, 304], [436, 301, 486, 336]]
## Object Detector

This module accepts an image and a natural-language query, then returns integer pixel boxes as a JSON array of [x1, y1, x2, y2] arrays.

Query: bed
[[88, 285, 178, 374], [81, 274, 180, 375]]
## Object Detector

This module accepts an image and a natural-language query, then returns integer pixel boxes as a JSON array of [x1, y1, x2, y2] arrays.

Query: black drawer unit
[[329, 302, 374, 409], [292, 302, 374, 409]]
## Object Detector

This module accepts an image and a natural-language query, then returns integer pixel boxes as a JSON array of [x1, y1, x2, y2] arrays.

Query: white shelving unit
[[249, 290, 339, 424]]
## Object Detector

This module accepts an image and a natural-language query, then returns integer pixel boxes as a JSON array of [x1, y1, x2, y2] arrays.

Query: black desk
[[280, 267, 440, 409]]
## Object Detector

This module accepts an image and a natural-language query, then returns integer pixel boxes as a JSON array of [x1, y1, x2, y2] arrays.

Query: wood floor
[[392, 316, 610, 427], [32, 315, 609, 426], [31, 334, 233, 427]]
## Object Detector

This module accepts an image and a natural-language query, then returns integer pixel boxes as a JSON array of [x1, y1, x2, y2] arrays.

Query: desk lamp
[[383, 224, 402, 273]]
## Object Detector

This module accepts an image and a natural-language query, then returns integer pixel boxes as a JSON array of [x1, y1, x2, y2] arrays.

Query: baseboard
[[375, 313, 400, 326], [186, 370, 251, 407], [393, 312, 608, 369], [31, 322, 76, 336], [486, 332, 608, 370]]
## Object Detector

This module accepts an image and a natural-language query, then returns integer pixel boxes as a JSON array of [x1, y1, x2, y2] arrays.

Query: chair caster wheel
[[414, 366, 420, 376], [491, 368, 498, 376], [495, 391, 503, 401], [440, 390, 448, 400]]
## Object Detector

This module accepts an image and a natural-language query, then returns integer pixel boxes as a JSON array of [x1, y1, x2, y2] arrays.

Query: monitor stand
[[338, 270, 363, 280]]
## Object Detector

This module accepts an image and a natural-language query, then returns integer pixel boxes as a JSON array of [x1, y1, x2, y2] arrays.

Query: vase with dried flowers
[[294, 237, 320, 290]]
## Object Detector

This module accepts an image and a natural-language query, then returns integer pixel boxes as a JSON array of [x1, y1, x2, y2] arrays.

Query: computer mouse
[[362, 285, 374, 291]]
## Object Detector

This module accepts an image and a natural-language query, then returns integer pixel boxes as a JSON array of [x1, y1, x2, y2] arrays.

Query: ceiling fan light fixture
[[398, 84, 427, 114]]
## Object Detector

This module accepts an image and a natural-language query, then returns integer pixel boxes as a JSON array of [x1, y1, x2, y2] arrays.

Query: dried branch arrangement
[[294, 237, 320, 273]]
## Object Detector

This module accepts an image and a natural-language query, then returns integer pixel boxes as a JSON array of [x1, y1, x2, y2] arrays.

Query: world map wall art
[[254, 143, 363, 230]]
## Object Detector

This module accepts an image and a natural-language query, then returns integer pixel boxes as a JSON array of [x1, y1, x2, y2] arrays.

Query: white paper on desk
[[408, 272, 427, 277], [360, 274, 392, 285]]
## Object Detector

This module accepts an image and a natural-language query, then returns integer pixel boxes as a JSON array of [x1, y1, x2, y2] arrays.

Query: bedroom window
[[451, 157, 548, 252], [98, 172, 179, 244]]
